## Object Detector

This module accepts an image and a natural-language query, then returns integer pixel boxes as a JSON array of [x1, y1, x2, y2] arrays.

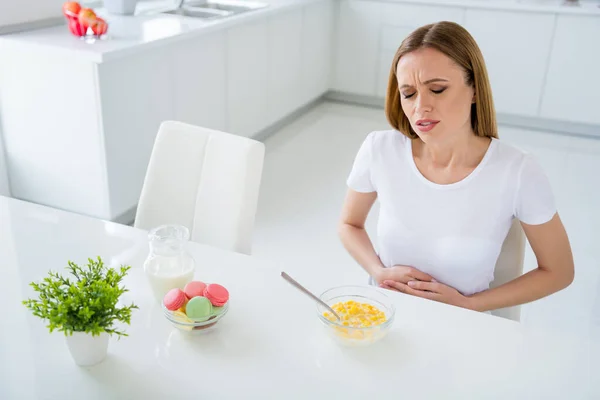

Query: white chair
[[134, 121, 265, 255], [490, 218, 526, 321]]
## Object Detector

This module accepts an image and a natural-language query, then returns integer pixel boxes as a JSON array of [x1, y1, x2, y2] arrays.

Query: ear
[[471, 92, 476, 104]]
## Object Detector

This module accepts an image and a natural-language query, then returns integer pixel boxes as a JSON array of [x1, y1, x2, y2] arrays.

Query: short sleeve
[[346, 132, 376, 193], [514, 155, 556, 225]]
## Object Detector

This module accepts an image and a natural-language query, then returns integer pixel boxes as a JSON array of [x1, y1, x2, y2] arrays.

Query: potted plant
[[23, 257, 138, 366]]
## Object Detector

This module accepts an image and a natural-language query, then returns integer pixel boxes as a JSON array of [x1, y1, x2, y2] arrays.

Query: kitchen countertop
[[0, 0, 323, 63], [0, 0, 598, 64]]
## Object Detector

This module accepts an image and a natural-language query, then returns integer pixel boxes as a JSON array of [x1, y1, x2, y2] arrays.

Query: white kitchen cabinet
[[227, 18, 269, 137], [0, 49, 109, 217], [332, 0, 382, 96], [376, 3, 466, 98], [541, 15, 600, 125], [464, 9, 555, 117], [377, 25, 414, 98], [266, 9, 303, 127], [380, 2, 465, 27], [97, 47, 174, 219], [171, 32, 227, 132], [301, 0, 333, 106]]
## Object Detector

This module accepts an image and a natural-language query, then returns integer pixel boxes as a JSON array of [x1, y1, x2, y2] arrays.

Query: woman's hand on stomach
[[374, 265, 433, 286], [380, 279, 473, 310]]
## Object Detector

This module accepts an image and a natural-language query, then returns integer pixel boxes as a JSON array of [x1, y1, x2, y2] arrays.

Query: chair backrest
[[490, 218, 526, 321], [134, 121, 265, 255]]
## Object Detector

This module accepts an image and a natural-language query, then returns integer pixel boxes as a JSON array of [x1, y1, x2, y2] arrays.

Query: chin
[[413, 129, 437, 142], [413, 126, 449, 144]]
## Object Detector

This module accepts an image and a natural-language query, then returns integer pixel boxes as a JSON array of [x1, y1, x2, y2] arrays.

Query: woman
[[339, 21, 574, 313]]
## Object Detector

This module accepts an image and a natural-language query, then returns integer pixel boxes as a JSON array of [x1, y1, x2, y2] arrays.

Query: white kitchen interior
[[0, 0, 599, 397]]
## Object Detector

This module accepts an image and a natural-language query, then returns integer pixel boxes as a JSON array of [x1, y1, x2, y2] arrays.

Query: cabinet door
[[376, 3, 465, 98], [541, 15, 600, 125], [227, 18, 269, 137], [97, 47, 174, 219], [377, 25, 414, 98], [464, 9, 555, 117], [0, 50, 108, 216], [301, 0, 333, 105], [331, 0, 381, 96], [267, 9, 303, 127], [172, 32, 227, 132]]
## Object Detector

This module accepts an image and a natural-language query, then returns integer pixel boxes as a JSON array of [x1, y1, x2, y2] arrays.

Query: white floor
[[253, 101, 600, 337]]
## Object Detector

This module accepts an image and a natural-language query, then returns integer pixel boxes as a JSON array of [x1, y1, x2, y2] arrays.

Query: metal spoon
[[280, 271, 341, 321]]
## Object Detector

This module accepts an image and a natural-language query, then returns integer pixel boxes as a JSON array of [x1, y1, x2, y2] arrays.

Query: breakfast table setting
[[0, 196, 597, 399]]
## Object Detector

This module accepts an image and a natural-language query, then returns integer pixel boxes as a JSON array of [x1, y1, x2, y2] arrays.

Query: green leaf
[[22, 257, 138, 337]]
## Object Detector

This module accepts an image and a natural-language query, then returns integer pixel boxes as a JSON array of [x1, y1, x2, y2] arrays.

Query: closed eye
[[432, 88, 446, 94], [402, 93, 415, 99]]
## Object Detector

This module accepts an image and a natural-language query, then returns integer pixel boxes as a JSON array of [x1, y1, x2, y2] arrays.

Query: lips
[[415, 119, 439, 132]]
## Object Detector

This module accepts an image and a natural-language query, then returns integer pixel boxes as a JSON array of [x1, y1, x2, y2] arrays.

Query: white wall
[[0, 132, 10, 196], [0, 0, 64, 28]]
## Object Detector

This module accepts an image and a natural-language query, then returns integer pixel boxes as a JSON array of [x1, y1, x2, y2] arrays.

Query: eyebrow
[[399, 78, 449, 89]]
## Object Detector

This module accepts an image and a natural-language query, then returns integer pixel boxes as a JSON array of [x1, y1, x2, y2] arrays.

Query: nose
[[415, 91, 433, 114]]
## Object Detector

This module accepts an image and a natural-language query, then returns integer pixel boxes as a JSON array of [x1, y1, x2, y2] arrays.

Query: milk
[[145, 266, 194, 303], [143, 224, 196, 303], [144, 256, 194, 303]]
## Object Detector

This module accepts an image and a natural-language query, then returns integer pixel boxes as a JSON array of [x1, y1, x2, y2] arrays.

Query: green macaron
[[185, 296, 212, 322]]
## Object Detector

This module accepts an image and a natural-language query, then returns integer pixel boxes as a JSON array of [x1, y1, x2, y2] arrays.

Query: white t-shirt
[[347, 130, 556, 296]]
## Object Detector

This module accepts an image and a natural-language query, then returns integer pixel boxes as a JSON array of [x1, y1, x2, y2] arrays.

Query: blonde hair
[[385, 21, 498, 139]]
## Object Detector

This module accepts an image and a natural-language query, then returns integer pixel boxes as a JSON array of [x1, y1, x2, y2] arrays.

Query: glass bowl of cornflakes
[[316, 285, 395, 346]]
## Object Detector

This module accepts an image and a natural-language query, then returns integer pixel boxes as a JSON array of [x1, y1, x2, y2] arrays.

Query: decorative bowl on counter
[[62, 2, 109, 40], [161, 282, 231, 335]]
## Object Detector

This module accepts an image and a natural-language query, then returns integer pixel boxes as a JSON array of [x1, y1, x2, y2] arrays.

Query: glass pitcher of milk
[[143, 224, 195, 303]]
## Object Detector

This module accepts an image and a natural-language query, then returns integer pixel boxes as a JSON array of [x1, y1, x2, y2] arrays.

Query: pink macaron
[[163, 288, 187, 311], [203, 283, 229, 307], [184, 281, 207, 300]]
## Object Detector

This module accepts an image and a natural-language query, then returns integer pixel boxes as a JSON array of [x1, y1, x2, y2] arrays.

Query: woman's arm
[[467, 213, 574, 312], [338, 189, 383, 278], [339, 189, 434, 284]]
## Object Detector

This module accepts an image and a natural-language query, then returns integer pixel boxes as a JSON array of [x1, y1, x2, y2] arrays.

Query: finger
[[407, 287, 438, 300], [384, 280, 437, 300], [407, 268, 434, 282], [407, 280, 442, 293], [379, 283, 400, 292], [382, 280, 408, 292]]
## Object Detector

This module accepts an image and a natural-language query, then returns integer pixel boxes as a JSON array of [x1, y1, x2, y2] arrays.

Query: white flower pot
[[65, 332, 109, 366], [103, 0, 138, 15]]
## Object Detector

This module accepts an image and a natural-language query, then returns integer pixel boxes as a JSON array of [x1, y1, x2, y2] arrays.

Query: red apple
[[62, 2, 81, 19], [78, 8, 97, 29], [92, 18, 108, 36], [68, 19, 86, 37]]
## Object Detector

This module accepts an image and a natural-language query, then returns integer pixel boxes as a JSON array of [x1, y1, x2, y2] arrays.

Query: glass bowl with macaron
[[162, 281, 230, 334]]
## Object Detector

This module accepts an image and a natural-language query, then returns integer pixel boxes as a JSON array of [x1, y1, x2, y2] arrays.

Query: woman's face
[[396, 47, 475, 144]]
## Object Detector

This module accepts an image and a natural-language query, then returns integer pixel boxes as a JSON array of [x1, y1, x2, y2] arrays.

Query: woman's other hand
[[374, 265, 433, 286], [381, 279, 473, 310]]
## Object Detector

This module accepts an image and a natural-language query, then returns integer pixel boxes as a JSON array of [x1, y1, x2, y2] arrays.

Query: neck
[[415, 130, 488, 169]]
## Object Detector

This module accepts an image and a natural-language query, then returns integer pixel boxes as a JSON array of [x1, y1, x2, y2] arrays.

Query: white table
[[0, 197, 597, 399]]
